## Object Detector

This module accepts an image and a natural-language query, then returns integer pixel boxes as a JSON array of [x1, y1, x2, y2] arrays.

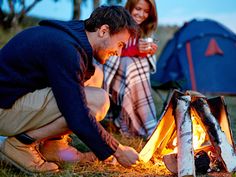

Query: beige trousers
[[0, 88, 62, 136], [0, 64, 106, 137]]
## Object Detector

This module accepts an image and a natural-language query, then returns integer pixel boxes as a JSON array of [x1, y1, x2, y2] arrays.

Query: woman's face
[[131, 0, 150, 25]]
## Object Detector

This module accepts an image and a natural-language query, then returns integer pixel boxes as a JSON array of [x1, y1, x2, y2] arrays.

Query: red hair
[[125, 0, 158, 37]]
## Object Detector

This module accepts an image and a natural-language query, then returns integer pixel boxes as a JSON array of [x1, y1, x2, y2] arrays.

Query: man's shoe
[[40, 135, 97, 163], [0, 137, 59, 174]]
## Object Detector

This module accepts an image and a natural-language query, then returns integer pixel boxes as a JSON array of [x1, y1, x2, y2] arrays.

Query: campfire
[[139, 90, 236, 176]]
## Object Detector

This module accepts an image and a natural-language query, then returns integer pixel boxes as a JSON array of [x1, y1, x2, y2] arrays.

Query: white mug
[[143, 37, 153, 49]]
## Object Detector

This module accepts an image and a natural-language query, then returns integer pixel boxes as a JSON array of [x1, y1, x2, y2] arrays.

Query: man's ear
[[98, 24, 110, 38]]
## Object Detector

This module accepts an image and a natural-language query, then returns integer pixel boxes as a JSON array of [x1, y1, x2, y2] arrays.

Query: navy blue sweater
[[0, 20, 118, 160]]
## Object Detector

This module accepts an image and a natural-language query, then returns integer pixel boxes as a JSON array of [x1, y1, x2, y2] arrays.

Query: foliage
[[156, 25, 179, 59], [0, 0, 126, 29], [72, 0, 125, 20], [0, 15, 40, 48], [0, 0, 45, 29]]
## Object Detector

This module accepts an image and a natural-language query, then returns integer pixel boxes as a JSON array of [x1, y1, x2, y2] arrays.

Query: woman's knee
[[85, 87, 110, 121], [93, 89, 110, 121], [84, 64, 103, 88]]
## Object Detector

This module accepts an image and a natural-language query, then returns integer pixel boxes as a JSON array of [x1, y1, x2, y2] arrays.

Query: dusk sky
[[2, 0, 236, 32]]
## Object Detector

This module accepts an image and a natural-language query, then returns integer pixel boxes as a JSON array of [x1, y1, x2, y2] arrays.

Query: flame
[[192, 116, 206, 149], [141, 107, 207, 159], [167, 115, 206, 153]]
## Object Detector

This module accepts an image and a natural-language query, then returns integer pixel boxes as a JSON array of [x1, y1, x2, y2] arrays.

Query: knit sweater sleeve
[[44, 44, 118, 160], [121, 37, 148, 58]]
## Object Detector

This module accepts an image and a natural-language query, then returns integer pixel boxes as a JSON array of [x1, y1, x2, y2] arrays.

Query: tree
[[93, 0, 99, 9], [106, 0, 123, 5], [72, 0, 81, 20], [72, 0, 100, 20], [0, 0, 124, 29], [72, 0, 123, 20], [0, 0, 44, 29]]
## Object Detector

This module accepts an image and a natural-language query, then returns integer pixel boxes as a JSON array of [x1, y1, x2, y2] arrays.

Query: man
[[0, 5, 139, 174]]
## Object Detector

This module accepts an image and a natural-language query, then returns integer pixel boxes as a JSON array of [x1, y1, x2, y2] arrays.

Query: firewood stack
[[161, 90, 236, 176]]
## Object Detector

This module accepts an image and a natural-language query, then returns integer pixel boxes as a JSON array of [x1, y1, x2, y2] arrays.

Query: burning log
[[163, 149, 211, 175], [139, 92, 177, 163], [207, 96, 235, 148], [175, 95, 196, 177], [139, 117, 176, 163], [163, 153, 177, 173], [139, 90, 235, 176], [192, 98, 236, 172]]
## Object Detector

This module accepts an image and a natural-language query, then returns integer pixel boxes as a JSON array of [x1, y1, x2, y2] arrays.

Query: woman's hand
[[138, 38, 158, 55], [148, 42, 158, 55]]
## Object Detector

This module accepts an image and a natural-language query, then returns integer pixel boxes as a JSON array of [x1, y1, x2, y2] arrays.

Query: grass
[[0, 133, 173, 177], [0, 28, 19, 48], [225, 96, 236, 141]]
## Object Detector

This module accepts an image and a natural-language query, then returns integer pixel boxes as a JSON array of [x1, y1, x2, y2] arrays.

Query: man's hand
[[113, 144, 140, 168]]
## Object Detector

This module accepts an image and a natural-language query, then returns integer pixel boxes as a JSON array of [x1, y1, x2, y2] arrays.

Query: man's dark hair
[[85, 5, 138, 37]]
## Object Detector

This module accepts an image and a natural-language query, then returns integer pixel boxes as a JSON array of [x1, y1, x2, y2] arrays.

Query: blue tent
[[151, 19, 236, 94]]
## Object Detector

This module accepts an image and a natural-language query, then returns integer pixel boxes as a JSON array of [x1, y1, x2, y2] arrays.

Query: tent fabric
[[151, 19, 236, 94]]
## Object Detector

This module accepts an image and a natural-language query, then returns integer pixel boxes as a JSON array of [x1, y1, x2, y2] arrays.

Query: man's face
[[94, 28, 130, 64]]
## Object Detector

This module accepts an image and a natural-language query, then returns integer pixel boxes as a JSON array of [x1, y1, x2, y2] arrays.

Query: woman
[[103, 0, 158, 138]]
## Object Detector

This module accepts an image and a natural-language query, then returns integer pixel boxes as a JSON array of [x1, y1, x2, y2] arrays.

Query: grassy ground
[[0, 28, 18, 48], [0, 134, 235, 177], [224, 96, 236, 141]]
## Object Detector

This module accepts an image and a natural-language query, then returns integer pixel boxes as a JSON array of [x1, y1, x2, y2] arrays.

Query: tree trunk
[[0, 8, 6, 27], [0, 0, 42, 29], [93, 0, 100, 10], [72, 0, 81, 20], [0, 14, 15, 29]]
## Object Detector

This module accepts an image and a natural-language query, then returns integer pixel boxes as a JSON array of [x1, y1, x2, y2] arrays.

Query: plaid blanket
[[103, 55, 157, 137]]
